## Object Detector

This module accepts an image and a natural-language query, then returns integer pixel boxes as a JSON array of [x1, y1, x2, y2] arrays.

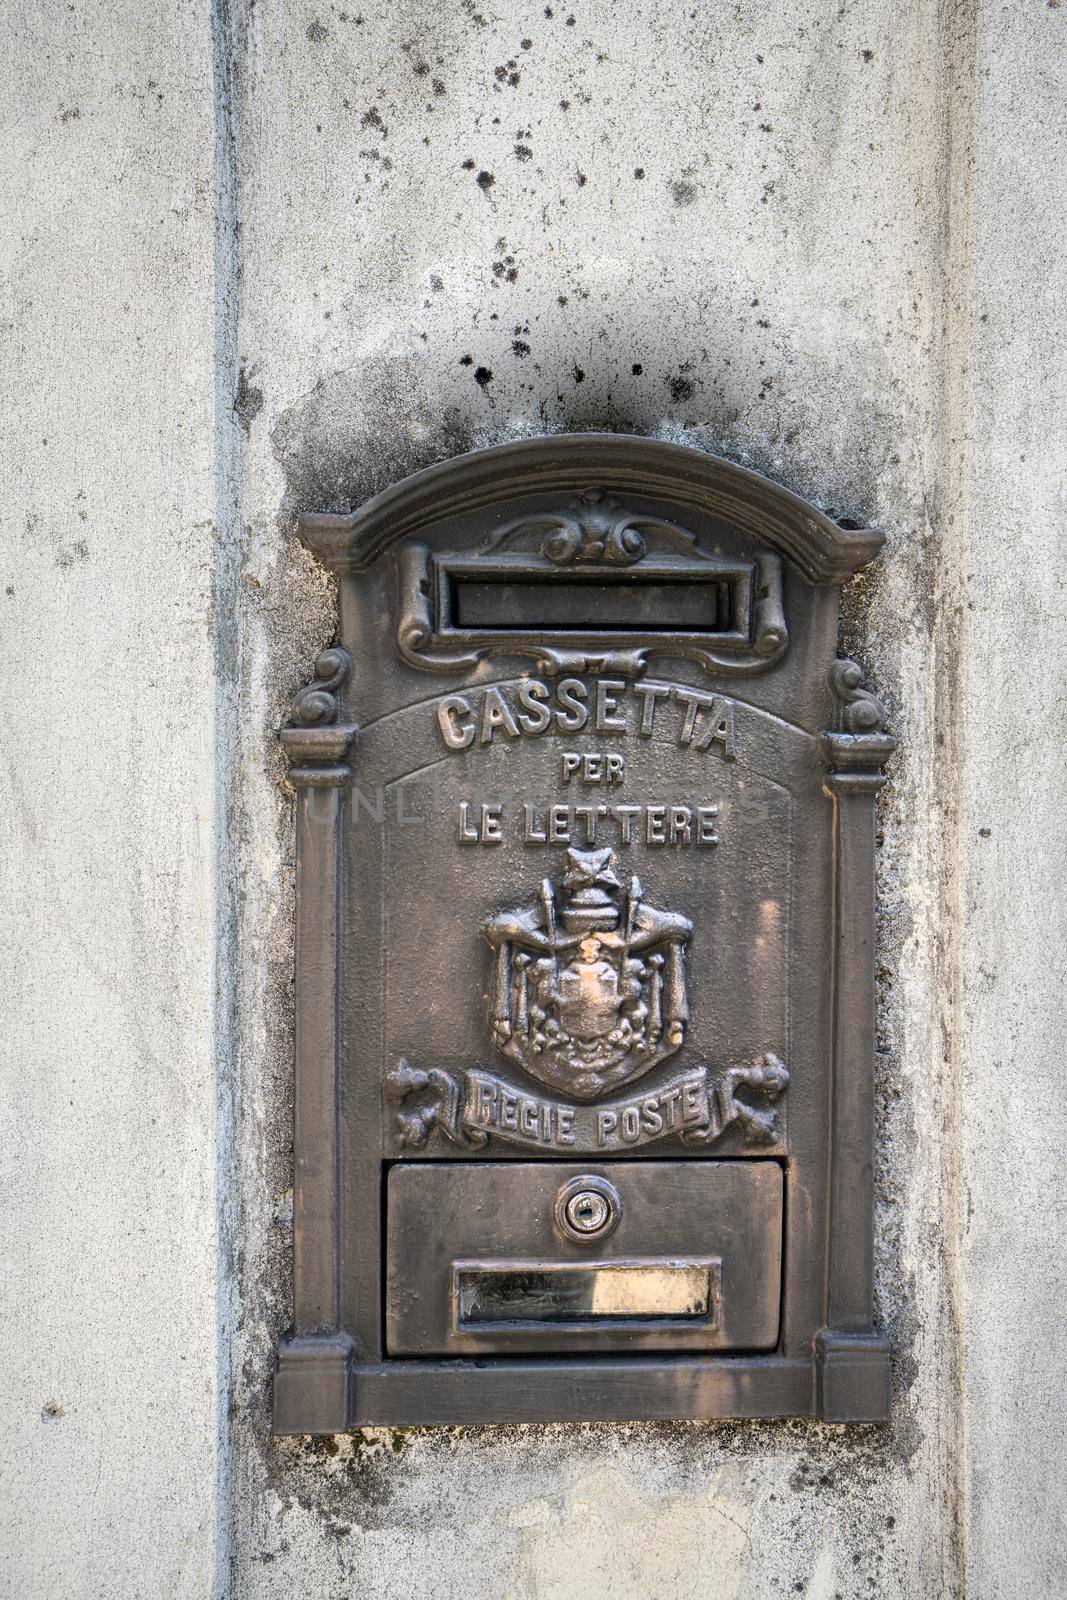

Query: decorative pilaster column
[[273, 647, 357, 1434], [817, 658, 896, 1422]]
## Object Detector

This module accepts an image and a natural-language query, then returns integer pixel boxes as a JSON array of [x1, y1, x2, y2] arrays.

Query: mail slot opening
[[451, 576, 734, 632], [453, 1259, 718, 1328]]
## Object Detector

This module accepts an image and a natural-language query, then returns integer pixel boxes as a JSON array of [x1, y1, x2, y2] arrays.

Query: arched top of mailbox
[[298, 433, 883, 585]]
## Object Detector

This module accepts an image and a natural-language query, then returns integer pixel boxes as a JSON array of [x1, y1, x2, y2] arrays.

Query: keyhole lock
[[554, 1175, 622, 1244], [567, 1191, 609, 1233]]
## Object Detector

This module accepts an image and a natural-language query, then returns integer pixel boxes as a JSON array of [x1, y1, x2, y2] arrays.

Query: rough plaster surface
[[1, 0, 1064, 1596], [0, 1, 230, 1595], [957, 4, 1067, 1593]]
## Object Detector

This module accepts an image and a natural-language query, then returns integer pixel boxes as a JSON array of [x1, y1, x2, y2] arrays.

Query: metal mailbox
[[272, 433, 895, 1431]]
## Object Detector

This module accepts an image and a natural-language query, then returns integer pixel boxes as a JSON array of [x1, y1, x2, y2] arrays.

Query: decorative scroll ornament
[[385, 847, 790, 1151], [289, 646, 351, 727], [829, 657, 887, 733], [536, 489, 646, 565], [481, 487, 699, 566]]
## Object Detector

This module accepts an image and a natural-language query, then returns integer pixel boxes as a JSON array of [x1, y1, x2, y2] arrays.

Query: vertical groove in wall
[[211, 0, 241, 1592], [932, 0, 981, 1591]]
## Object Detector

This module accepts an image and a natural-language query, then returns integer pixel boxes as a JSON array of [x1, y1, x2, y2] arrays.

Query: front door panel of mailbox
[[273, 434, 895, 1432]]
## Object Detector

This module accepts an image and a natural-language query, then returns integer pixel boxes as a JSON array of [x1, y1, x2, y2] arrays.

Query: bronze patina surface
[[272, 434, 894, 1431]]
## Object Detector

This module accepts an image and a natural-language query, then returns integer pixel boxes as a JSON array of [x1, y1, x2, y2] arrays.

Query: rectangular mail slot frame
[[273, 434, 896, 1430], [398, 537, 790, 675], [441, 550, 746, 639], [453, 1258, 721, 1332], [451, 573, 732, 634]]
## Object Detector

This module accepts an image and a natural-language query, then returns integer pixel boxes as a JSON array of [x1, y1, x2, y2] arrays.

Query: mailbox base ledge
[[815, 1331, 891, 1424], [272, 1355, 816, 1431]]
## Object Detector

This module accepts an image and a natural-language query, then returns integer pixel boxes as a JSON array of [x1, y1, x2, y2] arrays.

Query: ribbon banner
[[385, 1055, 789, 1154]]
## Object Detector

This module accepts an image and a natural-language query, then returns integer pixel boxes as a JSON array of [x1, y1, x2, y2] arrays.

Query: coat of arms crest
[[483, 848, 692, 1100]]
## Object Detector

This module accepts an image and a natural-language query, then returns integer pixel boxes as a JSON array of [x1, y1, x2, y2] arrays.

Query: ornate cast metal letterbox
[[273, 434, 894, 1431]]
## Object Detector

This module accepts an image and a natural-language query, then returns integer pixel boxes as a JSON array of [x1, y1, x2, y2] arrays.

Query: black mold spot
[[559, 98, 571, 110], [474, 366, 494, 388], [632, 362, 643, 375], [461, 157, 476, 169], [492, 253, 519, 282], [56, 539, 89, 571], [272, 366, 476, 515], [576, 170, 587, 186], [514, 144, 533, 161], [862, 48, 875, 62], [305, 17, 328, 40], [573, 365, 585, 383], [667, 375, 694, 402], [459, 354, 474, 365], [432, 77, 446, 95], [361, 107, 387, 135], [512, 340, 531, 357], [476, 170, 496, 191], [521, 37, 533, 48], [670, 179, 697, 206], [58, 105, 80, 123], [235, 367, 265, 435], [633, 166, 645, 179], [429, 274, 444, 292]]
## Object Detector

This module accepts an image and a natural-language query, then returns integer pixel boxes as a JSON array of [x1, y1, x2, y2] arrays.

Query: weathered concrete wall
[[958, 4, 1067, 1593], [1, 1, 231, 1595], [1, 0, 1064, 1596]]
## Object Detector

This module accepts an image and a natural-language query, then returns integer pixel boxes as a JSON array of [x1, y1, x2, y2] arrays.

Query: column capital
[[824, 737, 896, 785]]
